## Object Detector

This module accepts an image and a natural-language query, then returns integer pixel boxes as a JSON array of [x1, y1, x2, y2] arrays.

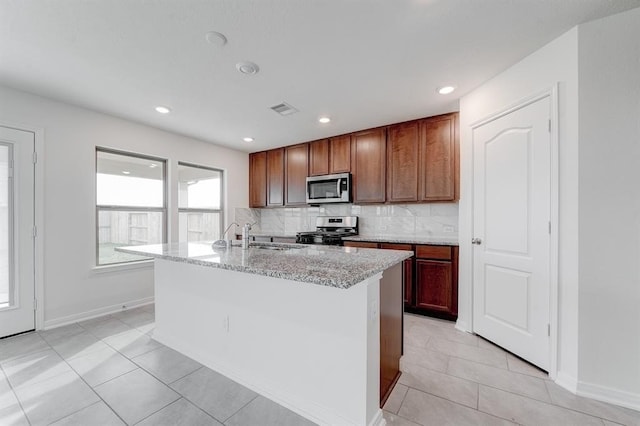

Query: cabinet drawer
[[344, 241, 380, 249], [380, 243, 412, 251], [415, 245, 451, 260]]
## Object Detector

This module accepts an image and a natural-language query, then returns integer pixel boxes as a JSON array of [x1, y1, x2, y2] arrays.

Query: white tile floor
[[384, 313, 640, 426], [1, 307, 639, 425]]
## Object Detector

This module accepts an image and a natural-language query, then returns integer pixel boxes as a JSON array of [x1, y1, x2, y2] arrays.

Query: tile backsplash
[[234, 203, 458, 238]]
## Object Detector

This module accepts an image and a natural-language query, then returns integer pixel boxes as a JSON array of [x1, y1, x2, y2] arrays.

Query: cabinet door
[[309, 139, 329, 176], [419, 113, 458, 201], [266, 148, 284, 206], [285, 143, 309, 206], [352, 129, 386, 203], [415, 259, 453, 314], [329, 135, 351, 174], [387, 121, 419, 202], [249, 152, 267, 208]]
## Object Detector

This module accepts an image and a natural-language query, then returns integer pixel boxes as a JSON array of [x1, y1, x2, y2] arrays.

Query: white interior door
[[0, 126, 35, 338], [472, 96, 551, 370]]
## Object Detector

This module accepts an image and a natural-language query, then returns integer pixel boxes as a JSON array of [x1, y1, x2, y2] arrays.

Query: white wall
[[0, 85, 248, 326], [577, 8, 640, 404], [458, 28, 580, 385]]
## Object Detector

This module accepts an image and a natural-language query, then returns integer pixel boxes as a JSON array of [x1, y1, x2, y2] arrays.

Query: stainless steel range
[[295, 216, 358, 246]]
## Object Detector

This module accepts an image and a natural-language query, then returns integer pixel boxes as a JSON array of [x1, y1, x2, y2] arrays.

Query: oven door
[[306, 173, 350, 204]]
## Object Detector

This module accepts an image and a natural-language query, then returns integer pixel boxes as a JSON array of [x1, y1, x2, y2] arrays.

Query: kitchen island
[[118, 242, 411, 426]]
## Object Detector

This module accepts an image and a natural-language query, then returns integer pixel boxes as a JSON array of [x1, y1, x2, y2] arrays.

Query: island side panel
[[379, 262, 403, 406], [153, 258, 382, 426]]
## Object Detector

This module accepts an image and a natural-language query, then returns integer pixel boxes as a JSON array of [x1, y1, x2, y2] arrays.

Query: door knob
[[471, 238, 482, 245]]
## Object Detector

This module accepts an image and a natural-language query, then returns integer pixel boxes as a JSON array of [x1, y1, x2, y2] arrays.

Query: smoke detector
[[270, 102, 299, 116]]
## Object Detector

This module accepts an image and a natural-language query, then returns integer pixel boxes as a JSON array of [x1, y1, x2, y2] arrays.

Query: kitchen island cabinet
[[118, 242, 409, 426]]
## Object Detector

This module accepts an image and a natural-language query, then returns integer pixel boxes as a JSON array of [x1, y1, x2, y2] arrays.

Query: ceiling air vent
[[270, 102, 299, 116]]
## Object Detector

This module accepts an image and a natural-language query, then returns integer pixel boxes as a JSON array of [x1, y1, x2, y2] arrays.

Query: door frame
[[0, 121, 45, 332], [466, 86, 559, 378]]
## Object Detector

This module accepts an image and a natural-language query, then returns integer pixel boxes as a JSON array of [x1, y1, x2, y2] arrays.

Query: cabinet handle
[[471, 238, 482, 245]]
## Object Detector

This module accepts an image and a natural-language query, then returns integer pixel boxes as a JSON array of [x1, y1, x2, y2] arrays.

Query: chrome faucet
[[212, 222, 239, 249], [241, 222, 256, 249]]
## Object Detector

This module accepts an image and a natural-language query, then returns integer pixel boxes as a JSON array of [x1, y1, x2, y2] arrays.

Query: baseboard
[[42, 297, 154, 330], [368, 409, 386, 426], [455, 319, 472, 334], [555, 371, 578, 393], [154, 330, 364, 426], [577, 380, 640, 412]]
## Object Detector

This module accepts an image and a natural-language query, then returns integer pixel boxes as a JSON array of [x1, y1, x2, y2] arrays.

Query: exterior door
[[0, 126, 35, 338], [472, 96, 551, 370]]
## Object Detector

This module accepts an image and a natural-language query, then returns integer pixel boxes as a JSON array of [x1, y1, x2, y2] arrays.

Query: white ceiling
[[1, 1, 639, 153]]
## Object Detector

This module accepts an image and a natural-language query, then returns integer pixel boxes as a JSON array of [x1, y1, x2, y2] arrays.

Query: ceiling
[[1, 1, 639, 153]]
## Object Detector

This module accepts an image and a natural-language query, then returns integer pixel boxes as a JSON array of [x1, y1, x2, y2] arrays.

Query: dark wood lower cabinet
[[415, 259, 453, 312], [410, 246, 458, 319], [346, 241, 459, 319]]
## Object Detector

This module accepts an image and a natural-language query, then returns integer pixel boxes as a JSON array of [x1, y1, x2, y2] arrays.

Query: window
[[96, 148, 166, 265], [178, 163, 223, 242]]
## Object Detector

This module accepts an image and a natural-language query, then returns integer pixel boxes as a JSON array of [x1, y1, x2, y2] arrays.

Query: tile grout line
[[0, 357, 32, 426], [167, 365, 205, 386], [222, 393, 260, 424], [475, 383, 614, 424], [49, 323, 130, 426]]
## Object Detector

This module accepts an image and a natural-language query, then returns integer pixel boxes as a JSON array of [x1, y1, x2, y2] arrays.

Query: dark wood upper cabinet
[[329, 135, 351, 174], [248, 112, 458, 206], [309, 139, 329, 176], [352, 128, 386, 203], [285, 143, 309, 206], [309, 136, 351, 176], [266, 148, 284, 206], [249, 152, 267, 208], [419, 113, 458, 201], [387, 121, 420, 202]]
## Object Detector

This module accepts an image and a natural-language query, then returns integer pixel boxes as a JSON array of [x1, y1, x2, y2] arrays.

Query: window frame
[[177, 161, 224, 242], [95, 147, 168, 266]]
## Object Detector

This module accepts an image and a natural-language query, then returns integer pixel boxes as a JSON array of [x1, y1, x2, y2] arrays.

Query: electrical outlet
[[443, 225, 455, 233]]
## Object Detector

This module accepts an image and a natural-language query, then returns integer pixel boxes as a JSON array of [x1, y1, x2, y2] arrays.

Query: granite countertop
[[342, 235, 459, 246], [117, 242, 411, 289]]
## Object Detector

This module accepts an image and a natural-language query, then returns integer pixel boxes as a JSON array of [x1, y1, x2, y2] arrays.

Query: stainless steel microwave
[[306, 173, 351, 204]]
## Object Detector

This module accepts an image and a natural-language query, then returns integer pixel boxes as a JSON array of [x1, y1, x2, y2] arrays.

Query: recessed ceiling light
[[205, 31, 227, 47], [122, 171, 131, 175], [243, 137, 254, 142], [155, 106, 171, 114], [236, 61, 260, 75], [437, 86, 456, 95], [149, 163, 157, 168], [318, 117, 331, 124]]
